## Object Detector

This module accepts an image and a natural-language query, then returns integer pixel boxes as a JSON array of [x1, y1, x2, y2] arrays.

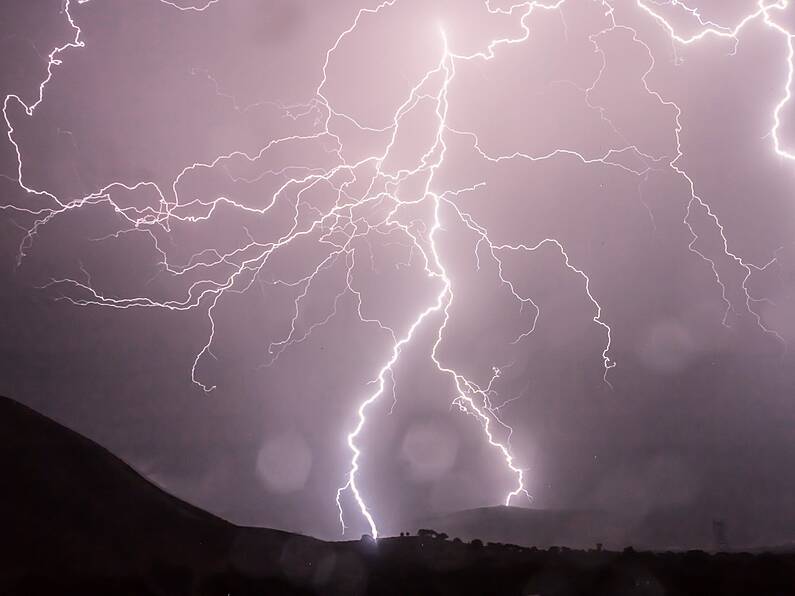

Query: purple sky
[[1, 0, 795, 544]]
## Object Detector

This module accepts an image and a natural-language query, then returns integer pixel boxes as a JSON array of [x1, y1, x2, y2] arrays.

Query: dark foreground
[[11, 539, 795, 596], [2, 396, 794, 596]]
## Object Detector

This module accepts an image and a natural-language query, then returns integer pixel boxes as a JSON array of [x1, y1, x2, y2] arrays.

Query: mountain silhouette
[[2, 395, 793, 596], [0, 395, 322, 595], [415, 504, 729, 552], [416, 506, 617, 550]]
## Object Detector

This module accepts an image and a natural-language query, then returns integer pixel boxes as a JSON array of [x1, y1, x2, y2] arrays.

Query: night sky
[[1, 0, 794, 545]]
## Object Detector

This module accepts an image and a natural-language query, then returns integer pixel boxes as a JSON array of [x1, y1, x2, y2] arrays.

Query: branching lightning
[[3, 0, 794, 539]]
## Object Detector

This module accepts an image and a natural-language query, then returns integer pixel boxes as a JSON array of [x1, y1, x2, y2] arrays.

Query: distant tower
[[712, 519, 729, 552]]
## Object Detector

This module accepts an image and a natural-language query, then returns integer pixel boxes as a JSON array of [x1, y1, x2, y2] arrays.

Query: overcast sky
[[1, 0, 794, 544]]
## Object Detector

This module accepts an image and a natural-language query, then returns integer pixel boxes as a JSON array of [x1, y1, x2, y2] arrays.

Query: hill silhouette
[[415, 504, 731, 552], [2, 395, 794, 596], [0, 395, 321, 595], [416, 506, 616, 551]]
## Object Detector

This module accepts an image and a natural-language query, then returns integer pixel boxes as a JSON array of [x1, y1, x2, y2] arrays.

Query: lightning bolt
[[631, 0, 791, 343], [3, 0, 793, 540]]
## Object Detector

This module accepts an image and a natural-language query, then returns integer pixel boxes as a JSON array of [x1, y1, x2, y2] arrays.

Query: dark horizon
[[3, 393, 794, 596], [1, 390, 790, 549]]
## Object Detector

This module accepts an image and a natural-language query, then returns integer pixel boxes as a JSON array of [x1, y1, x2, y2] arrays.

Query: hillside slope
[[2, 395, 793, 596], [0, 396, 321, 595]]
